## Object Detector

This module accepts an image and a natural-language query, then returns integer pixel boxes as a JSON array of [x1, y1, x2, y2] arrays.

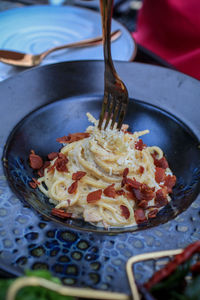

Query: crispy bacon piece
[[29, 178, 40, 189], [126, 177, 141, 189], [51, 208, 72, 219], [56, 132, 90, 144], [164, 175, 176, 193], [138, 200, 148, 209], [133, 184, 155, 202], [126, 191, 136, 200], [120, 205, 130, 219], [123, 168, 129, 178], [135, 139, 146, 151], [138, 166, 144, 174], [48, 153, 68, 173], [116, 189, 125, 196], [121, 168, 129, 187], [47, 152, 58, 160], [37, 161, 51, 177], [134, 209, 147, 224], [103, 184, 116, 198], [29, 150, 43, 170], [155, 187, 168, 207], [68, 181, 78, 194], [155, 167, 166, 183], [87, 189, 102, 203], [154, 157, 169, 169], [72, 171, 86, 181], [148, 208, 158, 219]]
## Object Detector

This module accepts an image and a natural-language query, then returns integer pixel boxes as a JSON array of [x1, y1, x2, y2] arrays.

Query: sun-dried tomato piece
[[47, 152, 58, 160], [56, 132, 90, 144], [29, 150, 43, 170], [155, 187, 168, 207], [148, 209, 158, 219], [135, 139, 146, 150], [103, 184, 116, 198], [68, 181, 78, 194], [116, 189, 125, 196], [120, 205, 130, 219], [145, 241, 200, 290], [87, 190, 102, 203], [164, 175, 176, 193], [51, 208, 72, 219], [155, 167, 166, 183], [154, 157, 169, 169], [134, 209, 147, 224], [72, 171, 86, 181], [190, 261, 200, 275]]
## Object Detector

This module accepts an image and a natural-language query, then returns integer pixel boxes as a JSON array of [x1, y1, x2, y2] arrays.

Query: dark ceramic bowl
[[4, 96, 200, 233]]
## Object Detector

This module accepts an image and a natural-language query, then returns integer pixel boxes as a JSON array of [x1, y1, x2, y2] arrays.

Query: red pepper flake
[[164, 175, 176, 193], [155, 188, 168, 207], [103, 184, 116, 198], [145, 241, 200, 290], [72, 171, 86, 181], [47, 152, 58, 160], [29, 178, 40, 189], [154, 157, 169, 169], [56, 132, 90, 144], [120, 205, 130, 219], [116, 189, 125, 196], [29, 150, 43, 170], [68, 181, 78, 194], [148, 208, 158, 219], [134, 209, 147, 224], [87, 190, 102, 203], [155, 167, 166, 183], [51, 208, 72, 219], [135, 139, 146, 151]]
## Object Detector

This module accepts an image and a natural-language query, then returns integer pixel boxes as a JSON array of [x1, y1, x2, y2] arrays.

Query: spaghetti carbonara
[[30, 113, 176, 228]]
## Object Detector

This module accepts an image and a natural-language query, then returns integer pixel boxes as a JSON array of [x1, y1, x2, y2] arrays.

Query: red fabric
[[132, 0, 200, 80]]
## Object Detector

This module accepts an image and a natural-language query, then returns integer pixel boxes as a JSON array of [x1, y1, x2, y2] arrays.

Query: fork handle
[[100, 0, 115, 71]]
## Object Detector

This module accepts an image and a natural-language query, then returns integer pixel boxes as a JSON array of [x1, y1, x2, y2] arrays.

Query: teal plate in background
[[0, 4, 136, 81]]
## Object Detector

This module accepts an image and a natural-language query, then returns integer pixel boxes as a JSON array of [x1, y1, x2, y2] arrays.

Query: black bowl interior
[[3, 95, 200, 233]]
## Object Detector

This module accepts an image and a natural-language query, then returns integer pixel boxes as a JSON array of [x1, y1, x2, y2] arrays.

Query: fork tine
[[98, 91, 109, 130], [110, 98, 120, 129], [117, 102, 127, 130], [104, 94, 114, 130]]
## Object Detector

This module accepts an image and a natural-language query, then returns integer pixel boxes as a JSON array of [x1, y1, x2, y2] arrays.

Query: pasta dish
[[29, 113, 176, 228]]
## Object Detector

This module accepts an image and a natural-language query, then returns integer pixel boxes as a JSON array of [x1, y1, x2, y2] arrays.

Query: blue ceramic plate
[[0, 4, 136, 80]]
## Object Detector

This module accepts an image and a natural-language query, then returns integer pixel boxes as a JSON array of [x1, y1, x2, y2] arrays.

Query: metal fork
[[98, 0, 129, 130]]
